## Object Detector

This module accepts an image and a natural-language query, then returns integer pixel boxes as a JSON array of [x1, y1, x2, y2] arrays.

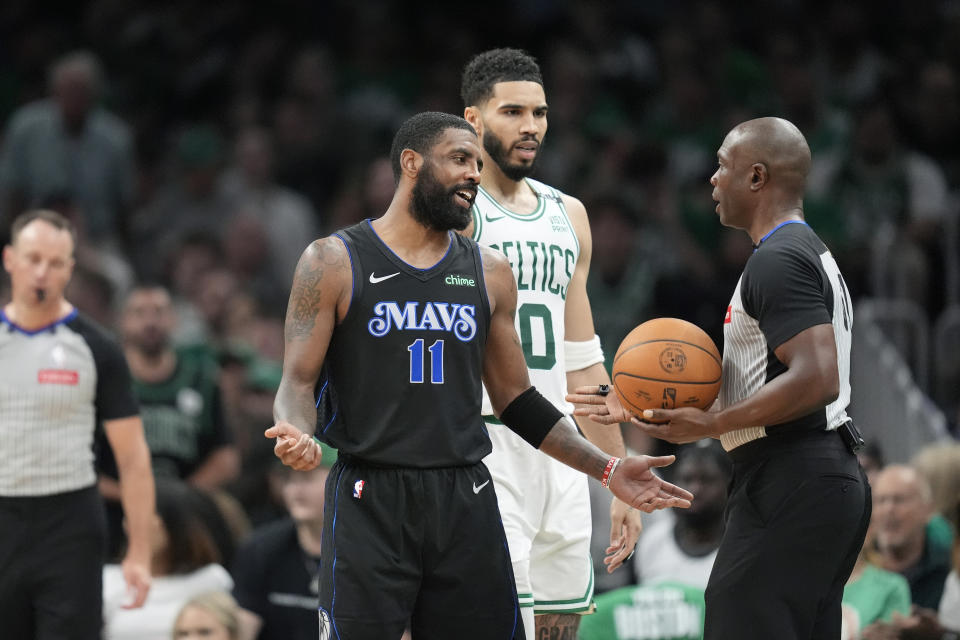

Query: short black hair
[[389, 111, 476, 182], [9, 209, 77, 250], [460, 48, 543, 108]]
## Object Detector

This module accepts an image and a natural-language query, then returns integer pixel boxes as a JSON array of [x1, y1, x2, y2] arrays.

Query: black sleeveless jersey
[[315, 220, 493, 467]]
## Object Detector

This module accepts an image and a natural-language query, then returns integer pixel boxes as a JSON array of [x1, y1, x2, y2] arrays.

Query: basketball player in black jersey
[[264, 112, 693, 640], [569, 118, 871, 639]]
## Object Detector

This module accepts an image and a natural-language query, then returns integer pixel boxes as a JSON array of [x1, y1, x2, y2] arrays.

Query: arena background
[[0, 0, 958, 614]]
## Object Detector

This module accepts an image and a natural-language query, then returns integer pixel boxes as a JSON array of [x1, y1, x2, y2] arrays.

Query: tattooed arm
[[478, 246, 694, 511], [266, 237, 351, 471]]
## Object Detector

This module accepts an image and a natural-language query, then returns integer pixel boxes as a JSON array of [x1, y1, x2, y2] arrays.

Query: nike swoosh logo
[[369, 272, 400, 284], [472, 480, 490, 494], [484, 213, 505, 223]]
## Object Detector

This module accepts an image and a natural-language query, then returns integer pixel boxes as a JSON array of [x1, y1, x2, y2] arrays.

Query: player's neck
[[373, 207, 452, 269], [479, 165, 537, 214], [3, 298, 73, 330]]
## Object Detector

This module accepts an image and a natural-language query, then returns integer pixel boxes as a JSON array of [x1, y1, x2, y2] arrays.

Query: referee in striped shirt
[[570, 118, 871, 639], [1, 210, 155, 639]]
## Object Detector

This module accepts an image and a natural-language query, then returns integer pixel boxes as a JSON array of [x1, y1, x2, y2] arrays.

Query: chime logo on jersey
[[444, 274, 475, 287], [367, 301, 477, 341], [353, 479, 365, 499]]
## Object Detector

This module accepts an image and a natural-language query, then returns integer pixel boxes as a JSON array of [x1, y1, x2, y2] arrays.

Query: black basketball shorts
[[317, 457, 525, 640]]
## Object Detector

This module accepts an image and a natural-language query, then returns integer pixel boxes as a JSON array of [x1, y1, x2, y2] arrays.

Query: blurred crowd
[[0, 0, 959, 638]]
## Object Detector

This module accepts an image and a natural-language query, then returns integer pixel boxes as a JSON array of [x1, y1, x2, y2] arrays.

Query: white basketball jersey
[[472, 178, 580, 415]]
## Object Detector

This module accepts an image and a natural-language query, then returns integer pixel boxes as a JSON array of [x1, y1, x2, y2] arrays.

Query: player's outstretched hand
[[265, 421, 323, 471], [566, 385, 634, 425], [608, 455, 693, 513], [633, 407, 721, 444]]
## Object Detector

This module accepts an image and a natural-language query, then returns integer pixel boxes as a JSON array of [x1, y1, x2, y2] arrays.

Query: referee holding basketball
[[570, 117, 871, 639], [1, 210, 155, 639]]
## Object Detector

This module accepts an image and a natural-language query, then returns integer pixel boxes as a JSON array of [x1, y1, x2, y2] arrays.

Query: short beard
[[410, 162, 472, 232], [483, 130, 539, 182]]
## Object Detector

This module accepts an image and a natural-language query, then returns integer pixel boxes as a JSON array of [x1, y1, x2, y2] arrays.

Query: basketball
[[611, 318, 722, 416]]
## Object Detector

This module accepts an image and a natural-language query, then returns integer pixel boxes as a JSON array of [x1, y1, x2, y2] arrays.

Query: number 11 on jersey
[[408, 339, 445, 384]]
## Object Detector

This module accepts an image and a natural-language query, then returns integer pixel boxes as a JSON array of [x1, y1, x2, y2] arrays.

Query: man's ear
[[750, 163, 768, 190], [400, 148, 422, 179], [464, 106, 483, 137]]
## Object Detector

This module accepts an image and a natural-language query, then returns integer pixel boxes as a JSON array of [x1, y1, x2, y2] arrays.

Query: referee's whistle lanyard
[[752, 220, 808, 252]]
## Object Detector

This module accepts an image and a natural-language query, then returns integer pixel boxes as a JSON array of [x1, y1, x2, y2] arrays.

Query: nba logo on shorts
[[353, 479, 365, 499], [319, 609, 331, 640]]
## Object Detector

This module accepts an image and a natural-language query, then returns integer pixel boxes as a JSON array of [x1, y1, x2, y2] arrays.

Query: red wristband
[[601, 456, 621, 489]]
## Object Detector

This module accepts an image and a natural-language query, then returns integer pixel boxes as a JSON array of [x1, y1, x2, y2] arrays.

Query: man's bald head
[[873, 464, 933, 554], [874, 464, 933, 505], [725, 117, 811, 194]]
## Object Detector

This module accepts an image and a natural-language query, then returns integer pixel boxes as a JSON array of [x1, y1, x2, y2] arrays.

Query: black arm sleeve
[[499, 386, 564, 449]]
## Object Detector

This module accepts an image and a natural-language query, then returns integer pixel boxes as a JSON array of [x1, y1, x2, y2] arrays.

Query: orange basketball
[[612, 317, 722, 416]]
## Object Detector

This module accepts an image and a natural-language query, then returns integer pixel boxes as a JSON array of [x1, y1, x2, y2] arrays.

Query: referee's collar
[[0, 308, 77, 335], [752, 219, 807, 252]]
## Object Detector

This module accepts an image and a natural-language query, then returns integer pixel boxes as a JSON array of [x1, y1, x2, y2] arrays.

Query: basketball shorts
[[317, 456, 524, 640], [483, 419, 595, 617]]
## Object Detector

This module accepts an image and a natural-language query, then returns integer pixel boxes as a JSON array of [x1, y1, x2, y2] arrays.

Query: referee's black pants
[[0, 485, 107, 640], [704, 430, 871, 640]]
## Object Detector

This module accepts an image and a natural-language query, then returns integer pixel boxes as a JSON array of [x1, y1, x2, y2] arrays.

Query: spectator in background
[[172, 591, 241, 640], [843, 530, 912, 633], [220, 213, 288, 313], [631, 440, 729, 590], [118, 284, 239, 486], [939, 501, 960, 633], [99, 284, 239, 557], [232, 442, 337, 640], [910, 443, 960, 531], [577, 580, 706, 640], [0, 50, 136, 250], [103, 479, 234, 640], [585, 194, 659, 361], [871, 465, 952, 610], [806, 98, 949, 306], [131, 125, 233, 281], [219, 126, 319, 282], [162, 231, 225, 346], [223, 356, 287, 527]]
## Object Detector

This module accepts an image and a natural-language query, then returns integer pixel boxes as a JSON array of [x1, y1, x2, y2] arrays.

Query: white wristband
[[565, 334, 604, 372]]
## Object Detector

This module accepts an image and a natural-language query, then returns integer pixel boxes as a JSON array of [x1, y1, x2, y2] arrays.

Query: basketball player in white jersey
[[460, 48, 641, 640], [569, 117, 871, 639]]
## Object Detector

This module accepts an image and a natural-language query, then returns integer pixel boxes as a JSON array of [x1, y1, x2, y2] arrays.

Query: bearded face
[[410, 159, 476, 232], [482, 129, 540, 182]]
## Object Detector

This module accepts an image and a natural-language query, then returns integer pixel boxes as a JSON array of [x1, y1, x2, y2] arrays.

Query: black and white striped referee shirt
[[0, 309, 139, 496], [718, 221, 853, 451]]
